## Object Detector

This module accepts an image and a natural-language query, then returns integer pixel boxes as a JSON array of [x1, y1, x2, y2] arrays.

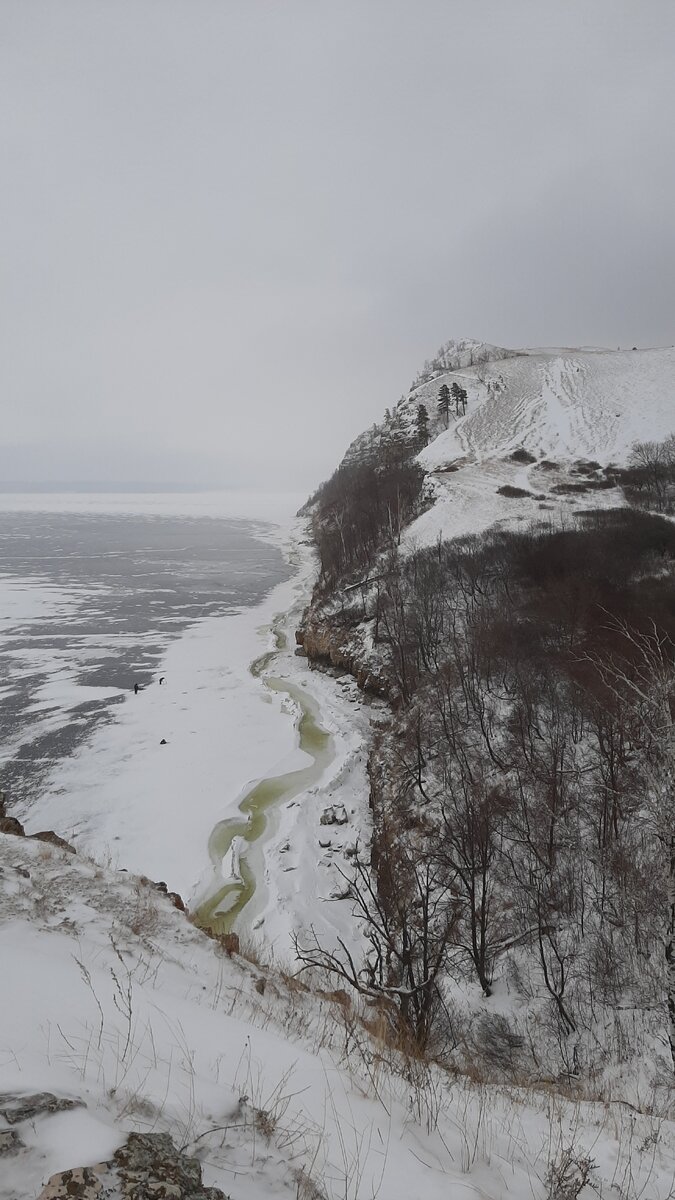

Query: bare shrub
[[509, 447, 537, 464], [497, 484, 531, 498], [546, 1146, 597, 1199], [471, 1013, 526, 1080], [128, 880, 162, 939]]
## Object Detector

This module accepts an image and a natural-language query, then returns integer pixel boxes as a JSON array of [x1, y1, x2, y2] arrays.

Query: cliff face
[[300, 338, 675, 656], [293, 335, 675, 1097], [296, 612, 389, 699]]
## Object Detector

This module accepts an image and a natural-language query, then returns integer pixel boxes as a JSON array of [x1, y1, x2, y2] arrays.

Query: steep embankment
[[302, 337, 675, 646], [297, 335, 675, 1104]]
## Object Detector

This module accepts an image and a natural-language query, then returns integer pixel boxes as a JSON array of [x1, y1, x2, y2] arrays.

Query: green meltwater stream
[[194, 631, 334, 937]]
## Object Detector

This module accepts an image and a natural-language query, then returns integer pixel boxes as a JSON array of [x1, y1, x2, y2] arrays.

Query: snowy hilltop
[[413, 335, 523, 383], [412, 342, 675, 465], [336, 340, 675, 549]]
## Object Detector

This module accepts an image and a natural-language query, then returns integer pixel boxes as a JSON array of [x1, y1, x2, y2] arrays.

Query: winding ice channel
[[194, 624, 334, 936]]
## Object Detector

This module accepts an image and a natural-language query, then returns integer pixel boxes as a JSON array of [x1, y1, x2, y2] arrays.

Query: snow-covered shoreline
[[17, 544, 301, 899], [14, 508, 375, 961], [224, 532, 377, 959]]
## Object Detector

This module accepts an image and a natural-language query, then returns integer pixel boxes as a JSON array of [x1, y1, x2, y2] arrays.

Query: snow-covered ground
[[3, 833, 675, 1199], [226, 536, 378, 960], [406, 452, 626, 548], [3, 492, 376, 963], [414, 345, 675, 466], [17, 559, 306, 901], [0, 491, 304, 812], [398, 344, 675, 549]]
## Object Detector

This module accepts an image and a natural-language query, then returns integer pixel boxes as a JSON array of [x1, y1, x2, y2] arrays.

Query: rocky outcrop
[[0, 1092, 82, 1125], [32, 829, 77, 853], [0, 1092, 81, 1159], [297, 618, 389, 699], [320, 804, 348, 826], [0, 815, 25, 836], [0, 796, 188, 915], [0, 803, 76, 853], [38, 1132, 230, 1199], [0, 1128, 24, 1156], [139, 876, 187, 912]]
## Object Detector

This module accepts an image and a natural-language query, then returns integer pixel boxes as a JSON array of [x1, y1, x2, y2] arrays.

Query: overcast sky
[[1, 1, 674, 492]]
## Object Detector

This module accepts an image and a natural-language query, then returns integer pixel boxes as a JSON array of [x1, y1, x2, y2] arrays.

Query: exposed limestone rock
[[297, 620, 389, 698], [38, 1166, 102, 1198], [0, 794, 76, 853], [0, 815, 25, 836], [320, 804, 348, 826], [139, 876, 187, 912], [0, 1092, 82, 1124], [33, 830, 77, 853], [0, 1128, 24, 1156], [38, 1132, 230, 1199]]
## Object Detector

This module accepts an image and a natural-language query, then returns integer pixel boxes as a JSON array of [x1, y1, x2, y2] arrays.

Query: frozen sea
[[0, 492, 299, 810]]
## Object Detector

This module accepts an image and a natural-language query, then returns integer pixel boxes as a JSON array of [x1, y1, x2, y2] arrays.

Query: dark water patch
[[0, 510, 290, 807]]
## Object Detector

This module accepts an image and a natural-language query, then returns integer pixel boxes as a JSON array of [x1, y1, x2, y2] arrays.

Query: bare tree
[[585, 619, 675, 1068], [294, 838, 457, 1050], [626, 437, 675, 512]]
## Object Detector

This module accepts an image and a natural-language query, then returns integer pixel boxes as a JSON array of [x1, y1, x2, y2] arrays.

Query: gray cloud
[[1, 1, 674, 492]]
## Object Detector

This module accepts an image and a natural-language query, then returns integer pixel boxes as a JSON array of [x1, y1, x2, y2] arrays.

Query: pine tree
[[416, 403, 430, 448], [437, 384, 451, 428], [452, 381, 468, 416]]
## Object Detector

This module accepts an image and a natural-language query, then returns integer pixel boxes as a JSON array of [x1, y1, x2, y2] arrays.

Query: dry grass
[[128, 879, 162, 939]]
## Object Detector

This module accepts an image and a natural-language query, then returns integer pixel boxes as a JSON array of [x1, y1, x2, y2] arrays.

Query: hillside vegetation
[[301, 339, 675, 1102]]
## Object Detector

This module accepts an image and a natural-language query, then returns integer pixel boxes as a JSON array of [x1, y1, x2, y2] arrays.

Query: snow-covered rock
[[38, 1133, 228, 1200]]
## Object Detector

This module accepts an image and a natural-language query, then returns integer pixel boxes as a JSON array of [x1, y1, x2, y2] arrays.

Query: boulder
[[168, 890, 186, 912], [0, 1128, 24, 1157], [38, 1131, 230, 1199], [32, 830, 76, 854], [320, 804, 348, 827], [0, 816, 25, 837], [138, 876, 186, 911], [0, 1092, 81, 1124], [38, 1167, 101, 1198]]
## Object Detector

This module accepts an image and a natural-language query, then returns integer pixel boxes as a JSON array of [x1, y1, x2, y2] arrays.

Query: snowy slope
[[389, 342, 675, 547], [415, 345, 675, 466], [4, 833, 675, 1199]]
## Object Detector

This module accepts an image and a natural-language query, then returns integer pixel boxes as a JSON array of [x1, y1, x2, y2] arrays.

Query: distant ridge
[[339, 338, 675, 548]]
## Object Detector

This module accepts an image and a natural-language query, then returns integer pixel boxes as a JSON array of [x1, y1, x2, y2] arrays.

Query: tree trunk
[[666, 834, 675, 1071]]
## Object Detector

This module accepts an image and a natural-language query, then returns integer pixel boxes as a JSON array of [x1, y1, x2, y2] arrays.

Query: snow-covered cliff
[[335, 340, 675, 550]]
